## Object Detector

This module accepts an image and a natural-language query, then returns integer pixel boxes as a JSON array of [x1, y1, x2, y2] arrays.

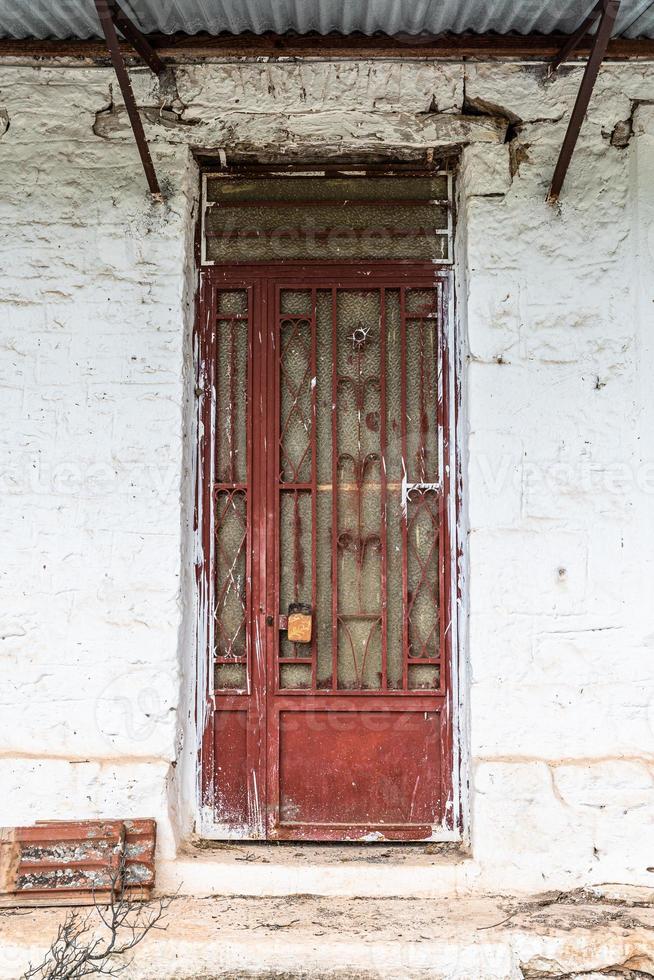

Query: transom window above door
[[201, 168, 453, 264]]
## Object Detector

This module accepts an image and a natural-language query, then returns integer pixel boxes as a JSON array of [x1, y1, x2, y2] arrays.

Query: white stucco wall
[[0, 56, 653, 892]]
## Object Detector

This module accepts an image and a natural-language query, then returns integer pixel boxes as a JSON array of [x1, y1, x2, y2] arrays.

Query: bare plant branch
[[22, 850, 173, 980]]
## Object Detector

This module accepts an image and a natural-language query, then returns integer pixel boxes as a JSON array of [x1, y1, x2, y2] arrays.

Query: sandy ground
[[2, 887, 654, 978]]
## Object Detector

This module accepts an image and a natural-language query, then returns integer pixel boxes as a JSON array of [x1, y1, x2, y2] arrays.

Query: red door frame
[[195, 261, 459, 841]]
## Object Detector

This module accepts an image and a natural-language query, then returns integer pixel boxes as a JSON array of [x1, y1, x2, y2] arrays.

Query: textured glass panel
[[216, 306, 248, 485], [315, 489, 333, 689], [315, 290, 334, 688], [408, 664, 439, 691], [336, 290, 381, 464], [337, 486, 382, 617], [406, 314, 440, 484], [281, 290, 313, 315], [207, 223, 448, 263], [385, 290, 403, 482], [280, 664, 311, 690], [217, 289, 247, 314], [214, 663, 247, 691], [386, 489, 403, 689], [280, 316, 312, 483], [407, 492, 440, 661], [207, 203, 448, 235], [334, 290, 384, 690], [405, 288, 439, 315], [209, 231, 449, 263], [206, 176, 449, 203], [214, 490, 247, 661], [204, 176, 451, 262], [316, 291, 333, 485], [337, 617, 382, 690]]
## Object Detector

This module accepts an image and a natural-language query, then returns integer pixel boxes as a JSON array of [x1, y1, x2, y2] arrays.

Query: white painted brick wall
[[0, 58, 652, 891]]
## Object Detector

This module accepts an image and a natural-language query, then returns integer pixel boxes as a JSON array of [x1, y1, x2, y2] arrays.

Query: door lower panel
[[272, 701, 445, 840]]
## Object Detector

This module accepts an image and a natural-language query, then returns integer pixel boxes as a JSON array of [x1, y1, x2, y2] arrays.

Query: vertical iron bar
[[418, 319, 427, 483], [436, 284, 447, 691], [547, 0, 620, 202], [262, 277, 275, 835], [94, 0, 161, 198], [199, 276, 217, 813], [379, 288, 388, 691], [438, 281, 457, 693], [310, 288, 318, 691], [245, 280, 258, 834], [270, 284, 280, 696], [331, 287, 339, 692], [212, 297, 220, 675], [245, 286, 254, 698], [355, 342, 363, 617], [228, 320, 236, 484], [213, 297, 221, 515], [400, 287, 409, 691]]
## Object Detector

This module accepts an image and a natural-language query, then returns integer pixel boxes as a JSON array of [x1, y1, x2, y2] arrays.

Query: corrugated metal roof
[[1, 0, 654, 41]]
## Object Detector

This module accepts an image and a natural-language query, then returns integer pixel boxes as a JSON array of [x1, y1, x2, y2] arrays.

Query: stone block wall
[[0, 56, 652, 889]]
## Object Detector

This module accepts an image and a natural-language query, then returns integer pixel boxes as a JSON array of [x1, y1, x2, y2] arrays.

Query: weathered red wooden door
[[198, 264, 454, 841]]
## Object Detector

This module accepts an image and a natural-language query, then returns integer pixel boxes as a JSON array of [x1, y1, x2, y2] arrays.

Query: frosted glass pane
[[214, 663, 246, 691], [204, 175, 451, 262], [406, 315, 440, 484], [206, 176, 449, 202], [281, 290, 313, 315], [217, 289, 247, 314], [386, 489, 404, 690], [407, 493, 440, 661], [216, 301, 248, 484], [279, 316, 312, 483], [207, 203, 448, 235], [214, 490, 247, 661], [408, 664, 439, 691], [280, 664, 311, 690]]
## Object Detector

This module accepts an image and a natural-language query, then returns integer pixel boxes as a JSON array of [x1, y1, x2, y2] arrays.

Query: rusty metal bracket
[[547, 0, 621, 203], [94, 0, 163, 198], [549, 0, 605, 74], [107, 0, 167, 78]]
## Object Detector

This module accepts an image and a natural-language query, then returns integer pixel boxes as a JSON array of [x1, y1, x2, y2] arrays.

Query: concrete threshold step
[[157, 841, 479, 898], [1, 891, 653, 979]]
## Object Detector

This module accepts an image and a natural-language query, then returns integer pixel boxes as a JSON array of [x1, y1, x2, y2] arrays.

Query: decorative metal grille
[[274, 284, 445, 693], [213, 288, 250, 693]]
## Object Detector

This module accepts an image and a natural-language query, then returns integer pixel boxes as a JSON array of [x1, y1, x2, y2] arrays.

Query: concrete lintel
[[92, 108, 509, 151]]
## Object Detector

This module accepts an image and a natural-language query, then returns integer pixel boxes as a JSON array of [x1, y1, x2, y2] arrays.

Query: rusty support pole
[[547, 0, 620, 204], [94, 0, 162, 198], [108, 0, 167, 77], [549, 0, 604, 73]]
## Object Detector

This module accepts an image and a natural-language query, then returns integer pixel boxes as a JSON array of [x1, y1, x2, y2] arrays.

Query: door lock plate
[[285, 602, 312, 643]]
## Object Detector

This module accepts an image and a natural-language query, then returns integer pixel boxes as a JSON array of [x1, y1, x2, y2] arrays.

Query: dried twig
[[22, 851, 172, 979]]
